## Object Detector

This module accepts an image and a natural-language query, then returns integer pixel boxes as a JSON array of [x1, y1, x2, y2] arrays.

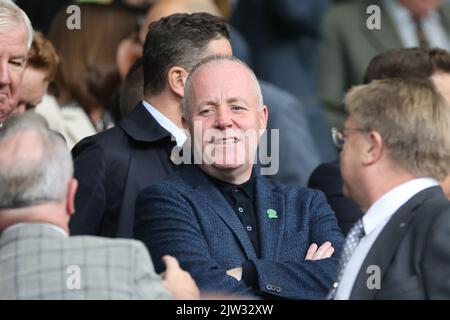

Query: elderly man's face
[[0, 25, 28, 123], [187, 60, 267, 176], [340, 115, 369, 209]]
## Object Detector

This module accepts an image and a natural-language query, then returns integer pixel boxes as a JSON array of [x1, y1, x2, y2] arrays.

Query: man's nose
[[214, 108, 233, 129], [0, 61, 11, 86]]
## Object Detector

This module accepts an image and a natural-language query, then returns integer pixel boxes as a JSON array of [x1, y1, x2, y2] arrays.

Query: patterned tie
[[327, 219, 365, 299], [414, 17, 430, 48]]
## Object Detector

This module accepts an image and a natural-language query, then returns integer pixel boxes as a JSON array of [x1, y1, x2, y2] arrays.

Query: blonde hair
[[345, 78, 450, 180]]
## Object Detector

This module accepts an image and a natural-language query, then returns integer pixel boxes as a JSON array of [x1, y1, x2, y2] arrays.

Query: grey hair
[[0, 112, 73, 209], [0, 0, 34, 50], [183, 55, 264, 120]]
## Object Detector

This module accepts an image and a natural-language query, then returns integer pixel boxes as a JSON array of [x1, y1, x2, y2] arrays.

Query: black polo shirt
[[209, 172, 260, 258], [207, 171, 260, 289]]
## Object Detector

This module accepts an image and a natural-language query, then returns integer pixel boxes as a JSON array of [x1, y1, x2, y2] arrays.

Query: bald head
[[0, 130, 44, 174], [0, 113, 73, 209], [183, 55, 263, 120]]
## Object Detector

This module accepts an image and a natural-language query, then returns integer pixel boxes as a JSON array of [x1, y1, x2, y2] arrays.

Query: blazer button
[[265, 284, 273, 291], [275, 286, 282, 293]]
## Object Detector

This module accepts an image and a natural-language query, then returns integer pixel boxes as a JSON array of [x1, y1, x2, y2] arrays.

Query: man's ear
[[258, 105, 268, 137], [167, 66, 188, 98], [363, 131, 383, 165], [66, 178, 78, 217]]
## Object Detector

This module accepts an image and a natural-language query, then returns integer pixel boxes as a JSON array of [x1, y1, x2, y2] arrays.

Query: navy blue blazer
[[70, 103, 176, 238], [134, 165, 344, 299]]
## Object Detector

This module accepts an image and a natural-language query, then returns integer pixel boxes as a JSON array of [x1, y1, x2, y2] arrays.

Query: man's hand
[[226, 267, 243, 281], [161, 255, 200, 300], [305, 241, 334, 260]]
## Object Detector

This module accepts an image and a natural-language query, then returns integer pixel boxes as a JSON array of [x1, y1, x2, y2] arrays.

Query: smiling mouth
[[211, 137, 240, 145]]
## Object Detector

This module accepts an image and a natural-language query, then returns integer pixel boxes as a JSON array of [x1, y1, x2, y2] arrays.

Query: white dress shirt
[[334, 178, 439, 300], [142, 100, 187, 147], [384, 0, 450, 51]]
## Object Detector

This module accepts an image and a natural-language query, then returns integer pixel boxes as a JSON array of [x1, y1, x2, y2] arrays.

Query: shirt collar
[[208, 169, 256, 199], [385, 0, 440, 24], [2, 222, 68, 238], [363, 177, 439, 235], [142, 100, 187, 147]]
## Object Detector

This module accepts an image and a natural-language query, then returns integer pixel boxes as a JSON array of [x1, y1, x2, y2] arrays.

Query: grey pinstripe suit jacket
[[0, 223, 171, 299]]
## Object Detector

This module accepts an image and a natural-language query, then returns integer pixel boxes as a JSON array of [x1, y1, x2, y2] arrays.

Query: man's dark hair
[[363, 47, 450, 83], [142, 12, 230, 96]]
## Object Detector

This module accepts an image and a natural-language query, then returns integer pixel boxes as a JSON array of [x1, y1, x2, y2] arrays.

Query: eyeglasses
[[331, 127, 368, 149]]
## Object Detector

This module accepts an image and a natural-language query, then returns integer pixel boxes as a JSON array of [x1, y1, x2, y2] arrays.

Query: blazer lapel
[[183, 165, 257, 260], [350, 187, 441, 299], [255, 175, 285, 260]]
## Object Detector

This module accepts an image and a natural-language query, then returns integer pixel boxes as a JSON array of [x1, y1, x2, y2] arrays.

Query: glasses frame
[[331, 127, 369, 149]]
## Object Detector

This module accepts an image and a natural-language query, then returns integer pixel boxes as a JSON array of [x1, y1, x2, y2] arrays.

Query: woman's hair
[[48, 2, 137, 115], [27, 31, 59, 81]]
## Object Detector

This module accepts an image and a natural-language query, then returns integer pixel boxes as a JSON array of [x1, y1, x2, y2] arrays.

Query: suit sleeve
[[69, 137, 107, 235], [134, 184, 255, 297], [250, 190, 344, 299], [422, 208, 450, 299], [132, 241, 173, 300]]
